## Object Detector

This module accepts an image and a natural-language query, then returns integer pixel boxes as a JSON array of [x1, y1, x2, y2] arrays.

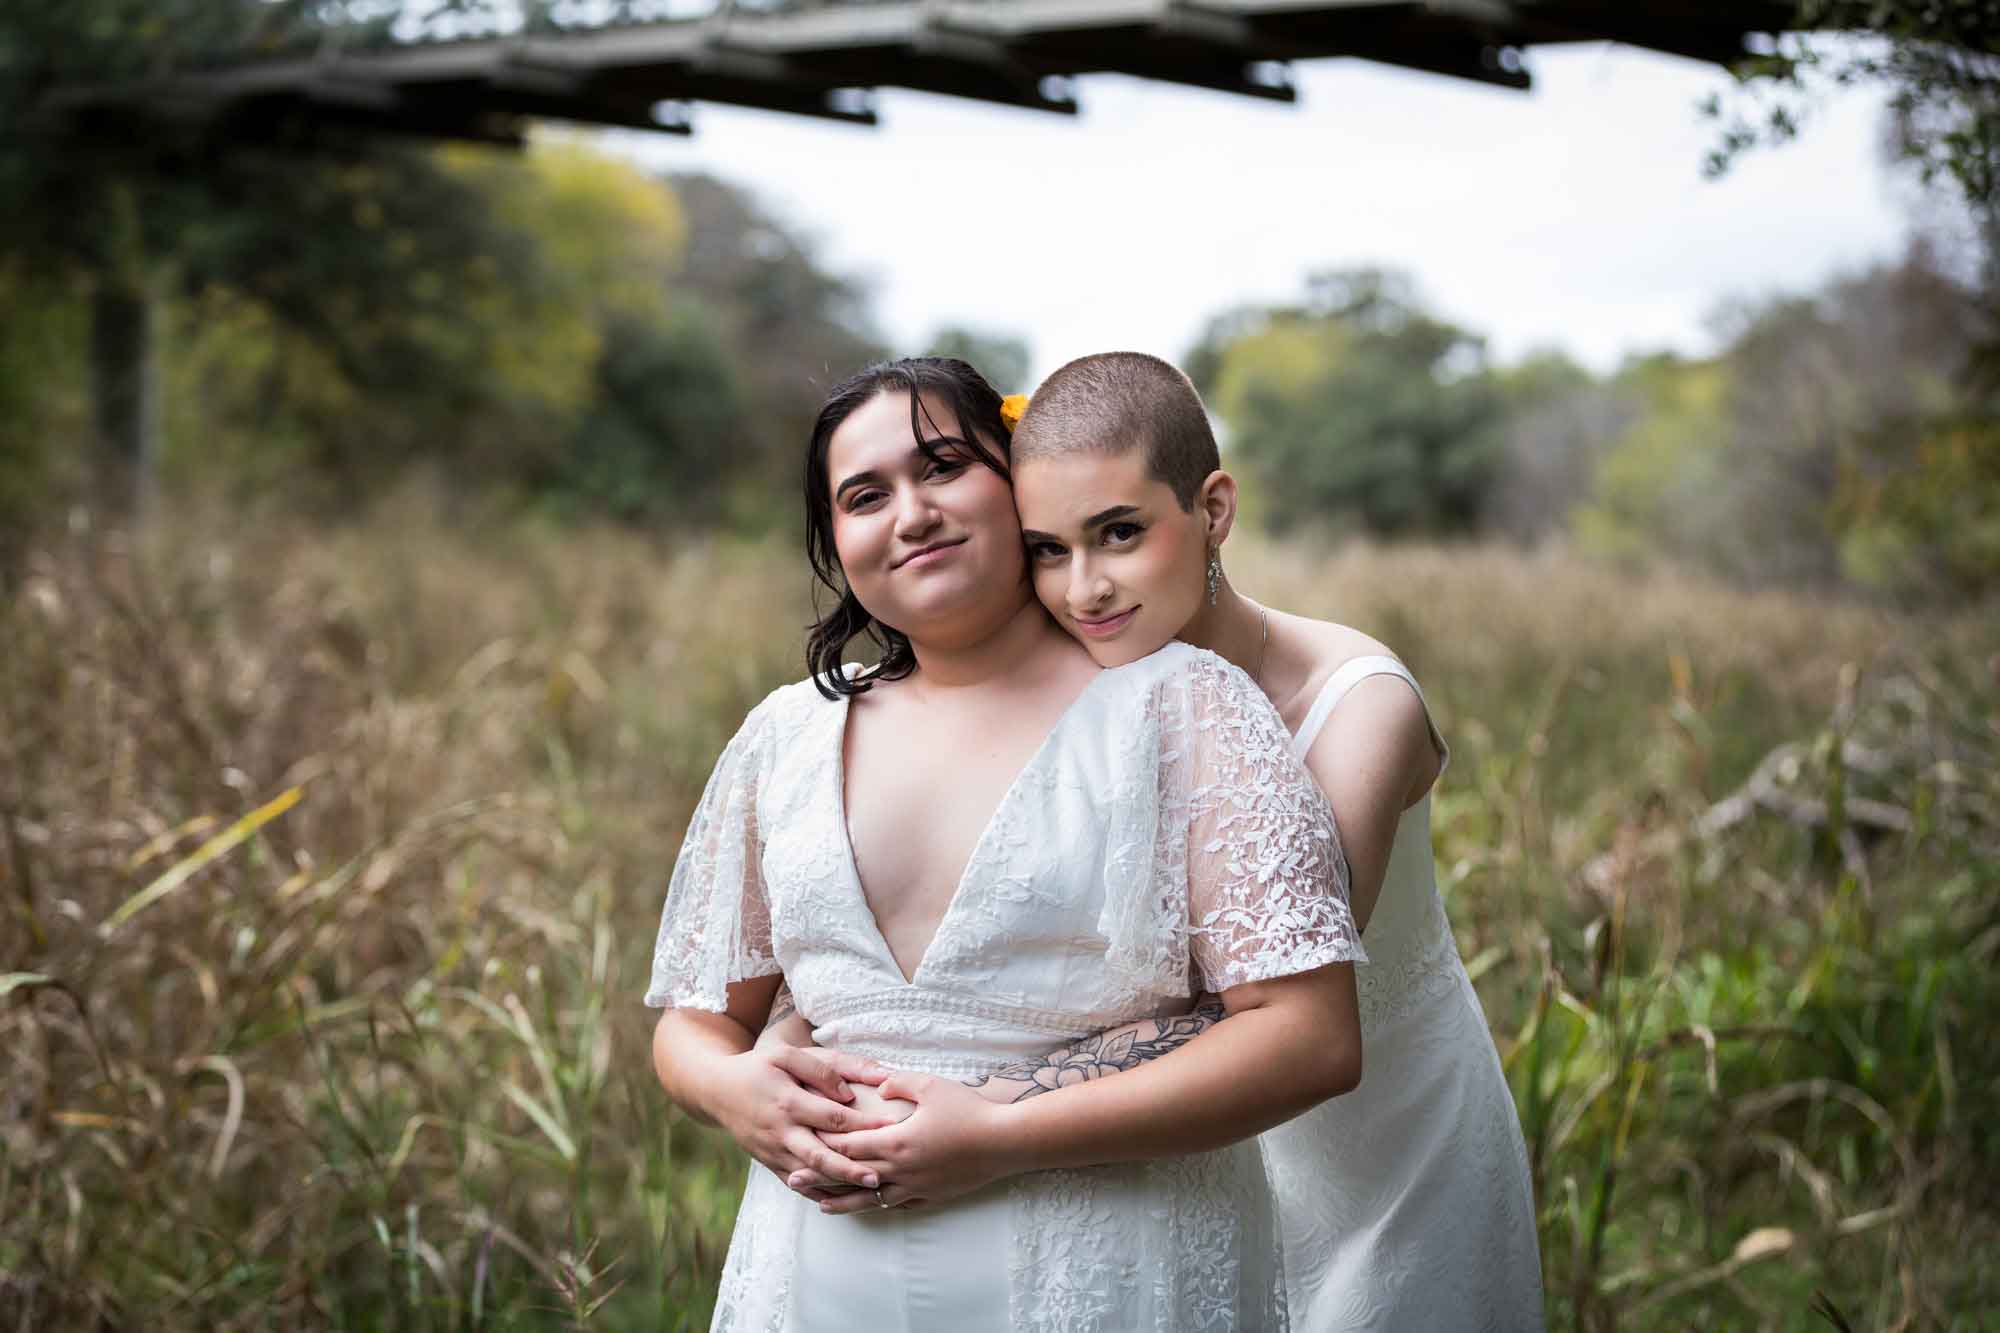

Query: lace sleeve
[[643, 697, 782, 1010], [1173, 653, 1365, 992]]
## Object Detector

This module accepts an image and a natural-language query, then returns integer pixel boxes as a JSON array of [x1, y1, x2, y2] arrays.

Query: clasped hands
[[715, 1038, 1012, 1215]]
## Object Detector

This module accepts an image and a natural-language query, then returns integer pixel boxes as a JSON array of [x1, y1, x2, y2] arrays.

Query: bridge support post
[[89, 276, 160, 524]]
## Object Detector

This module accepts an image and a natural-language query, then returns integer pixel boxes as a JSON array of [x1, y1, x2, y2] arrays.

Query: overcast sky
[[596, 41, 1909, 382]]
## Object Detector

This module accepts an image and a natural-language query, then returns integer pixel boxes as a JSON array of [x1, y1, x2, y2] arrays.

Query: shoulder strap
[[1291, 654, 1449, 775]]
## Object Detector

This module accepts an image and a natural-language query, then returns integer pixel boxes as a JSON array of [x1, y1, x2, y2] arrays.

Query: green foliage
[[557, 304, 747, 524], [1197, 248, 1995, 598], [0, 6, 889, 529], [1569, 357, 1733, 568], [0, 105, 888, 529], [1482, 652, 2000, 1330], [1835, 415, 2000, 592], [1702, 0, 2000, 323], [661, 172, 888, 528], [0, 1, 560, 512], [1703, 2, 2000, 213], [0, 264, 91, 546], [1203, 268, 1505, 536], [0, 3, 388, 284], [1564, 249, 2000, 593], [133, 141, 695, 510]]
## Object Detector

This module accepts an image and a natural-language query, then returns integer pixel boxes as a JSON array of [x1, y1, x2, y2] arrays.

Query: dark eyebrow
[[1019, 505, 1141, 547], [835, 438, 976, 503], [833, 469, 883, 503]]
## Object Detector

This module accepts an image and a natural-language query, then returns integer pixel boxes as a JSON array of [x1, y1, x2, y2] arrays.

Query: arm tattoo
[[963, 997, 1229, 1103]]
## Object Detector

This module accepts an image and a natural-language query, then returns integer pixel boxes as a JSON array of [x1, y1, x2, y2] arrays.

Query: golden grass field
[[3, 506, 1995, 1331]]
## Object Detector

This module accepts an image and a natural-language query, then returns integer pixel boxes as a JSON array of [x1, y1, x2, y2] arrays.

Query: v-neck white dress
[[647, 643, 1364, 1333], [1262, 656, 1545, 1332]]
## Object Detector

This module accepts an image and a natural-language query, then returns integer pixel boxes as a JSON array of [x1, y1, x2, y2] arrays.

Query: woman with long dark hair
[[645, 357, 1363, 1330]]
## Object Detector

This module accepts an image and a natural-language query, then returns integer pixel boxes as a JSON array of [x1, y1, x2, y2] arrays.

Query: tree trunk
[[89, 278, 159, 521]]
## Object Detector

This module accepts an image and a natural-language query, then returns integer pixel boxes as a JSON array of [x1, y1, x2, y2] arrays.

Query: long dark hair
[[805, 357, 1013, 699]]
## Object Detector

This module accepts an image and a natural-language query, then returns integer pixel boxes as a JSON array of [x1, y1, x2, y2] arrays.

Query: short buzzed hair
[[1011, 351, 1220, 510]]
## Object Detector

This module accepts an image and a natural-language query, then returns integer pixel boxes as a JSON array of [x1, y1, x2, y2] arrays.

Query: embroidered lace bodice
[[648, 642, 1363, 1331]]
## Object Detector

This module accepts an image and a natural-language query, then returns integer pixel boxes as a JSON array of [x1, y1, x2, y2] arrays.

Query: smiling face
[[826, 389, 1026, 646], [1014, 448, 1217, 667]]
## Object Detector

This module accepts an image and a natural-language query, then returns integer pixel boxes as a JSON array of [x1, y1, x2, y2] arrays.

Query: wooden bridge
[[60, 1, 1799, 145]]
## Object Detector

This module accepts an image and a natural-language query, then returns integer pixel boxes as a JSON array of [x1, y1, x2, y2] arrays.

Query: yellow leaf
[[52, 1110, 126, 1130], [101, 787, 304, 936]]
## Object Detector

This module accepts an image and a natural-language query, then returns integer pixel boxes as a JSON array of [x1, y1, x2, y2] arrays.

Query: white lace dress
[[1261, 656, 1545, 1331], [647, 642, 1364, 1333]]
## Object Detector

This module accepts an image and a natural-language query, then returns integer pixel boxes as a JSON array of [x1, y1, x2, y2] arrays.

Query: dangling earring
[[1206, 549, 1223, 607]]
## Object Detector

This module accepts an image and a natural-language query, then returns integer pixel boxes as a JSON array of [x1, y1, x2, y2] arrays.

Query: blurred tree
[[0, 264, 91, 556], [1483, 350, 1634, 544], [555, 302, 747, 523], [1714, 250, 1978, 582], [667, 172, 888, 527], [1183, 303, 1268, 401], [923, 326, 1032, 395], [1569, 246, 1999, 596], [1704, 2, 2000, 291], [1835, 417, 2000, 594], [1692, 3, 2000, 596], [0, 0, 528, 515], [1202, 268, 1505, 536], [152, 142, 691, 509], [1569, 355, 1733, 569]]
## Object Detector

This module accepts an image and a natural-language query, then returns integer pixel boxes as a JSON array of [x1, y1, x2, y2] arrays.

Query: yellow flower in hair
[[999, 393, 1030, 433]]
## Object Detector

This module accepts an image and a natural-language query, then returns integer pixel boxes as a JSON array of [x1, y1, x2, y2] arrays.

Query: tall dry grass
[[2, 509, 1994, 1330]]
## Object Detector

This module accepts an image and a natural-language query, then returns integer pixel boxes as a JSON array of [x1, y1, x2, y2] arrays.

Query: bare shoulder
[[1272, 612, 1443, 805], [1267, 612, 1402, 714]]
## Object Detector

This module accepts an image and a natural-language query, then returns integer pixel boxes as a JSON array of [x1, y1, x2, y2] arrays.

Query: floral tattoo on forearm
[[964, 998, 1229, 1102]]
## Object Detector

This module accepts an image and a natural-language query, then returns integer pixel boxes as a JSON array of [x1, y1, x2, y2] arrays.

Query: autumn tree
[[924, 327, 1033, 396], [1707, 0, 2000, 295], [1195, 269, 1505, 537], [0, 1, 539, 516]]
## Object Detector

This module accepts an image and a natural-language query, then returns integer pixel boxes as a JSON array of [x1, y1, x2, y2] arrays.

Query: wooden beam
[[57, 0, 1801, 145], [1501, 4, 1770, 65], [588, 61, 878, 125], [223, 95, 528, 148], [1152, 2, 1266, 50]]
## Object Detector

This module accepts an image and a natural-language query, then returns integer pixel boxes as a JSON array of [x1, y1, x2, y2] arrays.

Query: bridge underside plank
[[1493, 3, 1784, 67], [51, 0, 1795, 142]]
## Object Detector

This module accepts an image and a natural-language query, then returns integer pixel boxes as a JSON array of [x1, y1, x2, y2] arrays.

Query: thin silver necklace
[[1250, 600, 1271, 692]]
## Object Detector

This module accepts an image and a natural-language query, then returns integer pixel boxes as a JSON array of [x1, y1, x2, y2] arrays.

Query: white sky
[[595, 41, 1909, 381]]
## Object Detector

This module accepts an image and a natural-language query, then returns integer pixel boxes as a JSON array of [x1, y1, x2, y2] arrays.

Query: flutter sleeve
[[1170, 652, 1366, 992], [644, 695, 783, 1011]]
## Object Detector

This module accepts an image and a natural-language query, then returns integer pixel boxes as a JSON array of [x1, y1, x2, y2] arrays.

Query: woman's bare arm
[[959, 996, 1228, 1103], [1305, 673, 1442, 932], [651, 975, 895, 1189], [778, 997, 1229, 1194], [811, 964, 1359, 1211]]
